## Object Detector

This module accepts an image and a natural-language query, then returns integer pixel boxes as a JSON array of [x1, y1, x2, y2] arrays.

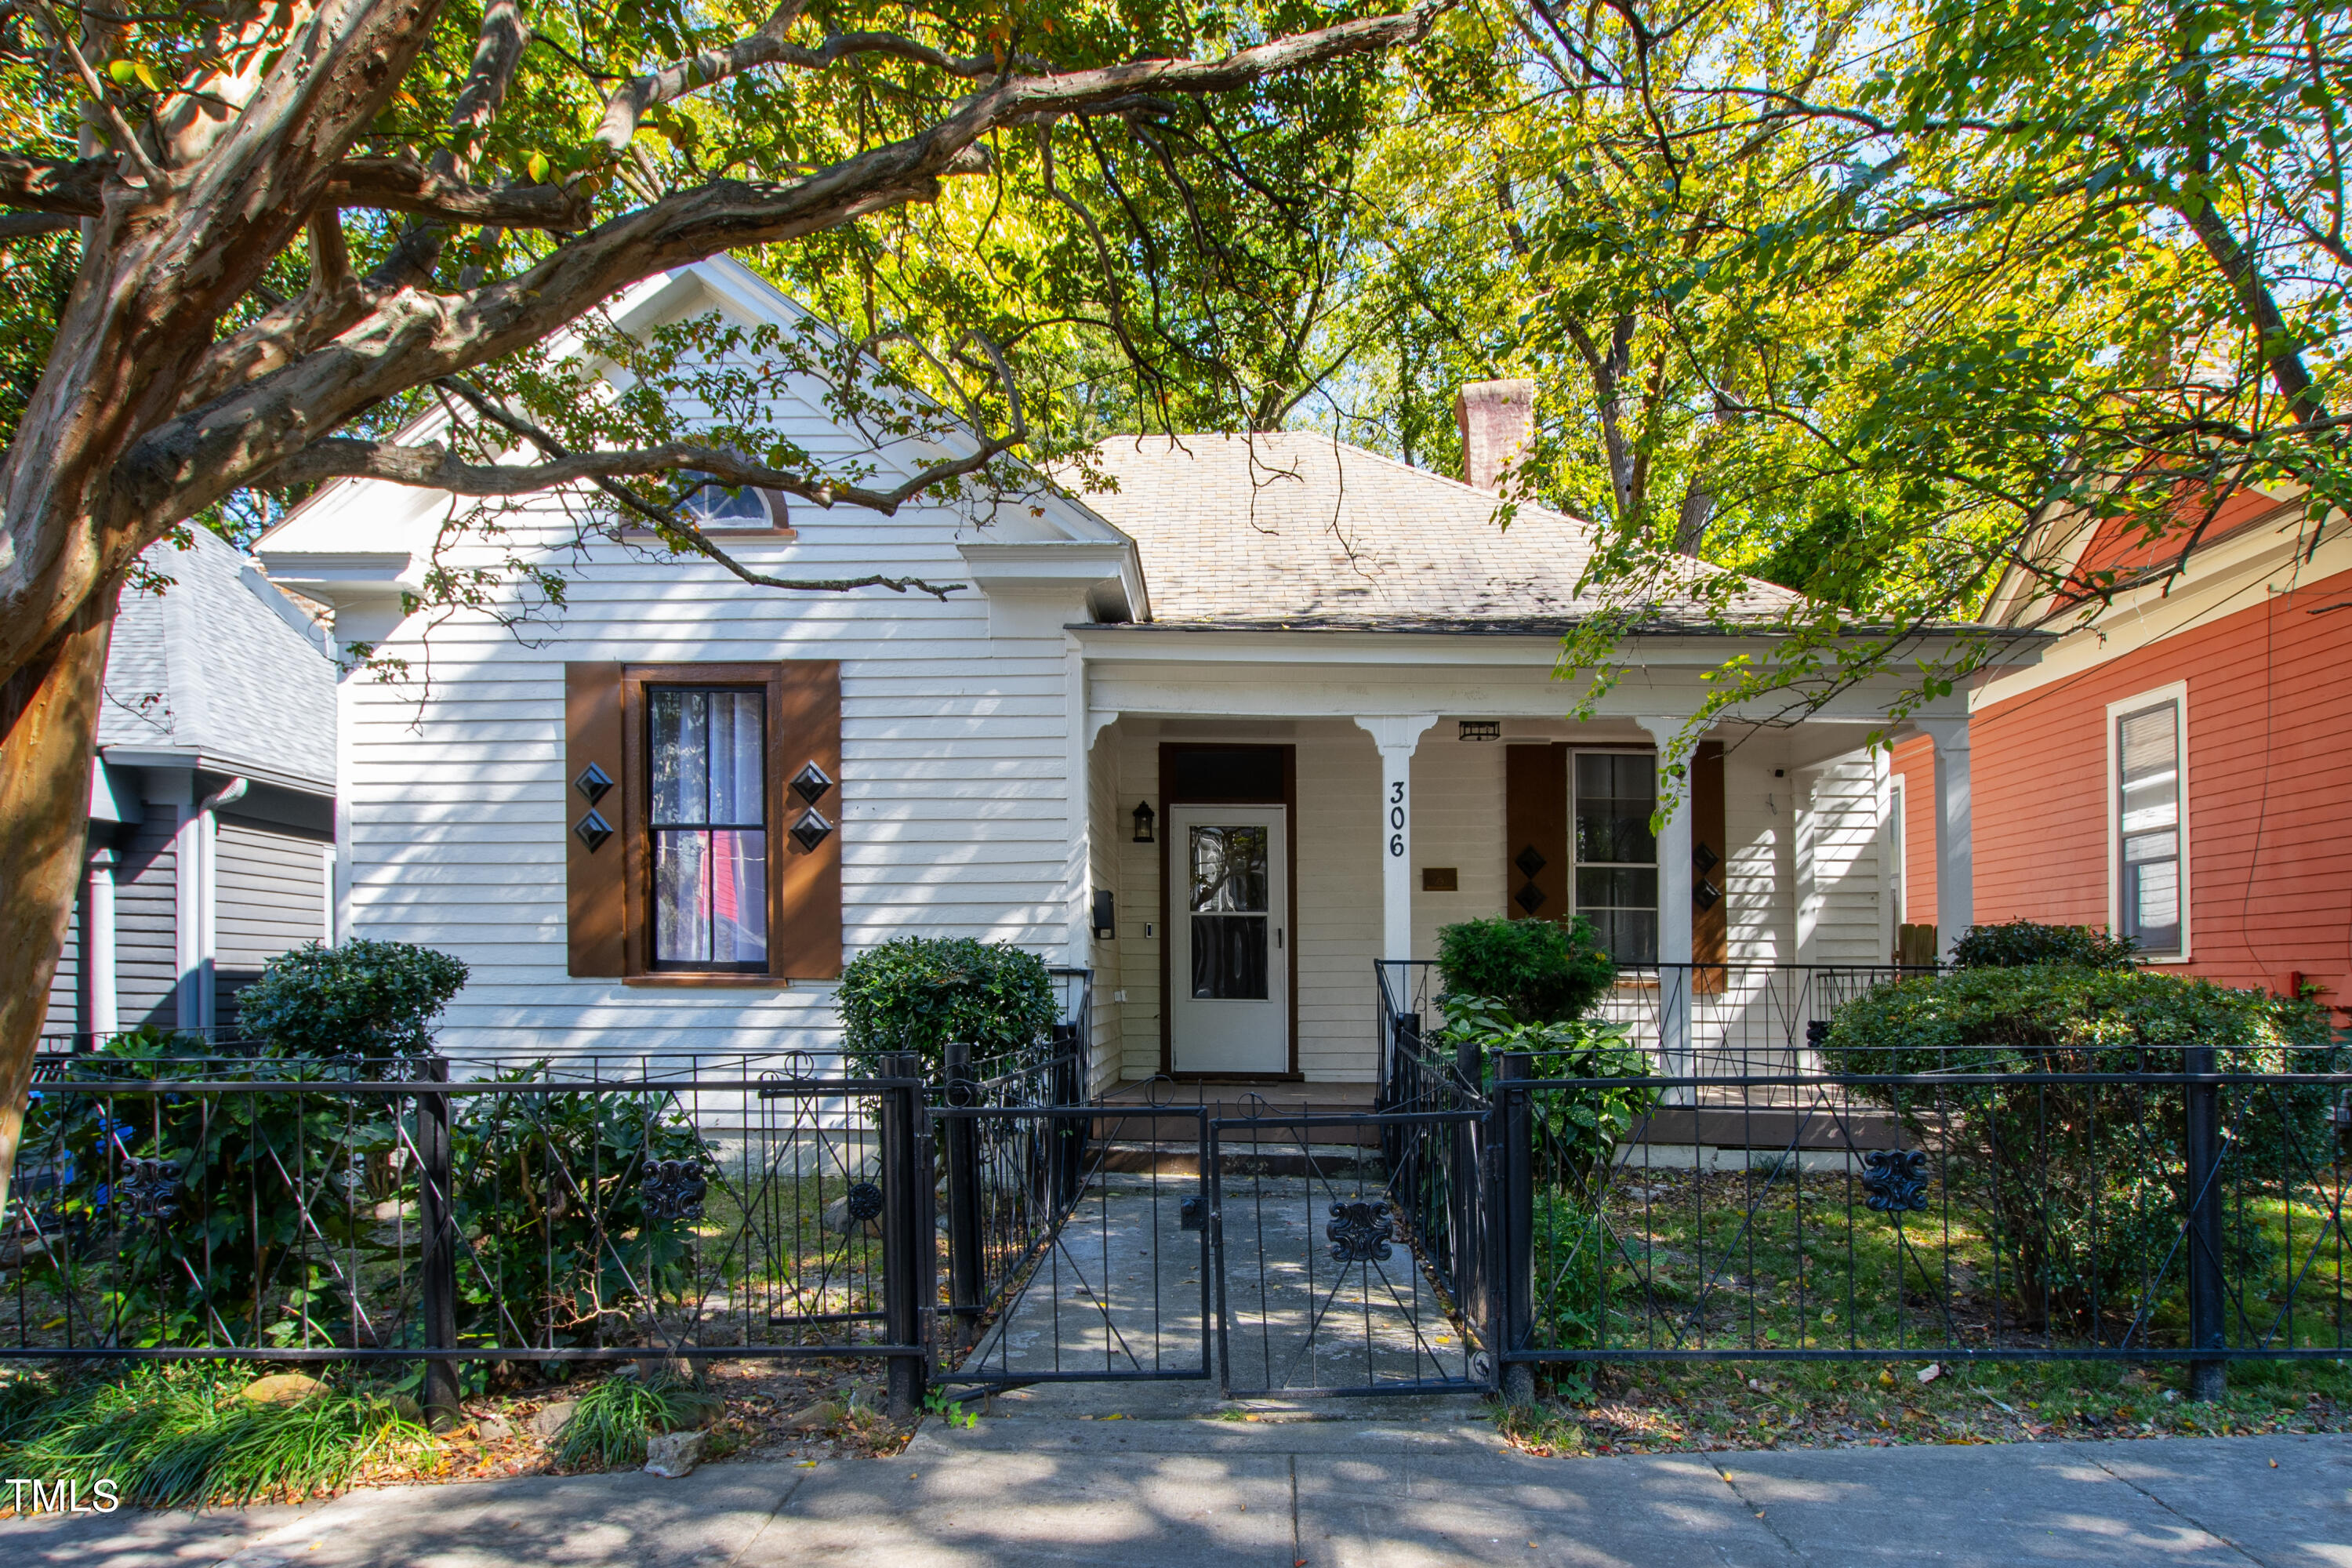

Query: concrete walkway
[[10, 1418, 2350, 1566]]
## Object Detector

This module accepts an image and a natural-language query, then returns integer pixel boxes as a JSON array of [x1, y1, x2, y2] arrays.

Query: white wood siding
[[1410, 735, 1507, 961], [339, 495, 1086, 1058], [1798, 752, 1887, 964]]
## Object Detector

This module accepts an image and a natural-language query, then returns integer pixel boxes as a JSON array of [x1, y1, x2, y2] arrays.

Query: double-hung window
[[1573, 752, 1660, 964], [648, 687, 769, 971], [2114, 694, 2185, 956], [562, 660, 842, 982]]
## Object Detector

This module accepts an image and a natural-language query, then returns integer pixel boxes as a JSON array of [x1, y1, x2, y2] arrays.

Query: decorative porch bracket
[[1355, 714, 1440, 962]]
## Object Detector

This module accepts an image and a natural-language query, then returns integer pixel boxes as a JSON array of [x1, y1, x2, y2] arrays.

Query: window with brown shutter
[[564, 660, 841, 983]]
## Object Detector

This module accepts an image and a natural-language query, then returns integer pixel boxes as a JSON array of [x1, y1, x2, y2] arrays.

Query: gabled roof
[[1077, 432, 1803, 631], [99, 527, 336, 793]]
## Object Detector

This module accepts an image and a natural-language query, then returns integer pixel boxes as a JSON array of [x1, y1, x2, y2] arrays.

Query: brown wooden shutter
[[564, 662, 627, 976], [1691, 741, 1727, 992], [1504, 742, 1569, 924], [771, 660, 843, 979]]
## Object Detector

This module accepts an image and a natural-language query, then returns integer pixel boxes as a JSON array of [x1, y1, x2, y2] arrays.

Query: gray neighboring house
[[43, 526, 338, 1044]]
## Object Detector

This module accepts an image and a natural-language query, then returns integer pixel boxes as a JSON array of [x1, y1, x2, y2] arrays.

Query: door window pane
[[650, 688, 768, 968], [1573, 753, 1660, 964], [1189, 825, 1270, 999], [2116, 700, 2181, 954]]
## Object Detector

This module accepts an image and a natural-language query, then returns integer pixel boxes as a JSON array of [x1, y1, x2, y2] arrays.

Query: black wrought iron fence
[[2, 1054, 934, 1417], [1495, 1042, 2352, 1390]]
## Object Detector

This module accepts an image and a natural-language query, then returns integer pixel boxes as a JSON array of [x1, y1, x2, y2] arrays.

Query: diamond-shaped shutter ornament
[[1693, 879, 1721, 912], [1514, 844, 1548, 880], [573, 761, 612, 804], [790, 761, 833, 807], [573, 809, 613, 853], [789, 808, 833, 853], [1693, 841, 1720, 874], [1514, 883, 1547, 915]]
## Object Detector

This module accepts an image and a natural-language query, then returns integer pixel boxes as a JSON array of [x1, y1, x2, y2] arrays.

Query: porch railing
[[1376, 958, 1941, 1109]]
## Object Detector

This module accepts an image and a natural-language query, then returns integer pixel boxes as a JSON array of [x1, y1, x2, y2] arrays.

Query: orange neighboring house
[[1893, 484, 2352, 997]]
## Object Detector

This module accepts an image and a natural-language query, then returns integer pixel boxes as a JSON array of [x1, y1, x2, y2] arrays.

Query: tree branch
[[120, 0, 1452, 530], [0, 154, 109, 216], [595, 0, 813, 153], [0, 212, 79, 241], [324, 156, 591, 227]]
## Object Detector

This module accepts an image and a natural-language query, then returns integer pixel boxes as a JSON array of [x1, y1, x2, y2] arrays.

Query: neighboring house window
[[648, 687, 768, 971], [1573, 751, 1659, 964], [2115, 694, 2186, 956]]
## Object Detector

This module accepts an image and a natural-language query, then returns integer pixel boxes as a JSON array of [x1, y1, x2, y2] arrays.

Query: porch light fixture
[[1458, 720, 1501, 742], [1132, 800, 1156, 844]]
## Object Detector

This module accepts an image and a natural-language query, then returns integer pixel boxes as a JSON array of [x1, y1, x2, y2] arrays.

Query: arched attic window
[[675, 469, 791, 532]]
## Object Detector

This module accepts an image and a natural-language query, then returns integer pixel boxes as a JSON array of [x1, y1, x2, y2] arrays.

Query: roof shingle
[[1077, 431, 1800, 630]]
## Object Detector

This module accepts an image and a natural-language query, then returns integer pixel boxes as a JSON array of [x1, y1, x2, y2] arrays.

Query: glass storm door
[[1170, 805, 1289, 1074]]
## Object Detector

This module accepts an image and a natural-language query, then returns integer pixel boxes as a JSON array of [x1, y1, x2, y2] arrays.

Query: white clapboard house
[[258, 257, 2022, 1100]]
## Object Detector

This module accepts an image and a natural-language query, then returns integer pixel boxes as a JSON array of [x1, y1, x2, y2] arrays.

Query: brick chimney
[[1455, 379, 1535, 493]]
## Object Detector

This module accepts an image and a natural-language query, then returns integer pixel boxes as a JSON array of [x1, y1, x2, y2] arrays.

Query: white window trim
[[1886, 771, 1907, 948], [2106, 680, 2190, 963]]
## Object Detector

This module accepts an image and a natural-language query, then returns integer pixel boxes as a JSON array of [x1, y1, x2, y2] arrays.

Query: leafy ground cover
[[1494, 1357, 2352, 1458], [1504, 1160, 2352, 1458], [1543, 1166, 2352, 1356], [0, 1356, 918, 1515]]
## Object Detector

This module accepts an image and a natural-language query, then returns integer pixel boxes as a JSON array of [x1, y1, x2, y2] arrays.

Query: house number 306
[[1388, 781, 1406, 856]]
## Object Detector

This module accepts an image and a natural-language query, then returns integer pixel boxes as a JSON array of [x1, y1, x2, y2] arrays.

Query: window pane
[[1192, 915, 1269, 999], [711, 829, 768, 964], [1577, 867, 1659, 909], [2117, 701, 2183, 953], [652, 829, 709, 964], [705, 691, 765, 826], [653, 828, 769, 967], [1575, 753, 1657, 865], [649, 690, 707, 826], [1190, 826, 1269, 913], [681, 472, 768, 526], [2133, 860, 2180, 931], [1586, 907, 1658, 966]]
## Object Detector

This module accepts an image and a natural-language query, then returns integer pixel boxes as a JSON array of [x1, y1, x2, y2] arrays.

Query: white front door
[[1169, 805, 1290, 1074]]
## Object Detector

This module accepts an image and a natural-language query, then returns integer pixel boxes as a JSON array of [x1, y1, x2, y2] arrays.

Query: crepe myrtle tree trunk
[[0, 595, 115, 1218], [0, 0, 1451, 1216]]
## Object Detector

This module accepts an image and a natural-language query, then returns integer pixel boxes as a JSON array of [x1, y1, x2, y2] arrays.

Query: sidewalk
[[11, 1414, 2350, 1566]]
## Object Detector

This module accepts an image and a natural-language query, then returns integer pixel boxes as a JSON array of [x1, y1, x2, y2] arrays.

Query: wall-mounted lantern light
[[1132, 800, 1156, 843]]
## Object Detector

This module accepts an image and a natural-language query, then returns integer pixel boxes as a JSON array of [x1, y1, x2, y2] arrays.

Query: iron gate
[[931, 1069, 1213, 1386]]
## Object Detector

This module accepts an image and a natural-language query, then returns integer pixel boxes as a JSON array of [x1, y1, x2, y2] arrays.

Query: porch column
[[1355, 715, 1440, 961], [1915, 717, 1973, 962], [84, 847, 118, 1041], [1635, 717, 1696, 1101]]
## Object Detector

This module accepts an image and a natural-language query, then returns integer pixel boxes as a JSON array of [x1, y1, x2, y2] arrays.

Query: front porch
[[1073, 680, 1979, 1101]]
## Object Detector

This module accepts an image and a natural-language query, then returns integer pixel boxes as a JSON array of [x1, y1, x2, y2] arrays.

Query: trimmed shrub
[[1435, 916, 1616, 1025], [1822, 964, 2339, 1333], [835, 936, 1058, 1079], [234, 939, 470, 1061], [1950, 919, 2137, 971]]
